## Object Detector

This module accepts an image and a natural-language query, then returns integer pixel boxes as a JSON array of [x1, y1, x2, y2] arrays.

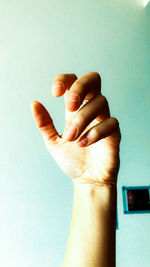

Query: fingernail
[[52, 81, 65, 95], [68, 92, 80, 110], [78, 137, 88, 146], [63, 124, 78, 141]]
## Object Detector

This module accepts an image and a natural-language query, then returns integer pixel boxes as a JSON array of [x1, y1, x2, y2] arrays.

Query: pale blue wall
[[0, 0, 150, 266]]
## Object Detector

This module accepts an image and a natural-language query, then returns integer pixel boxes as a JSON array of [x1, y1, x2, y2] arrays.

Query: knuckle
[[88, 71, 101, 81], [38, 120, 52, 129], [80, 111, 88, 121], [71, 73, 78, 79], [75, 72, 101, 91], [76, 112, 88, 124], [75, 79, 86, 89], [94, 72, 101, 82], [111, 117, 119, 128], [101, 95, 109, 106]]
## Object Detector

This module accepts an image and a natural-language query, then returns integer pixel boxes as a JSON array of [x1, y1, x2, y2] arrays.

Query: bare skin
[[31, 72, 121, 267], [31, 72, 121, 186]]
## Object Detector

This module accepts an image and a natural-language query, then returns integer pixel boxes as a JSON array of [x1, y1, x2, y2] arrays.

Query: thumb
[[30, 100, 60, 143]]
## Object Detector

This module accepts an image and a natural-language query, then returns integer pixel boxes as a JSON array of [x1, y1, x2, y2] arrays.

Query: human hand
[[31, 72, 121, 186]]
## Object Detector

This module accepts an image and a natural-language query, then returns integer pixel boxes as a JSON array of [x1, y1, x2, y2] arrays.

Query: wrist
[[73, 180, 117, 211]]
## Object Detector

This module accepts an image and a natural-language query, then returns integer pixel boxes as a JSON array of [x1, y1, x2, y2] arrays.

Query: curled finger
[[77, 117, 120, 147]]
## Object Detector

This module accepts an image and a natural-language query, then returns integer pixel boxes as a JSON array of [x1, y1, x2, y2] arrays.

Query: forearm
[[62, 182, 117, 267]]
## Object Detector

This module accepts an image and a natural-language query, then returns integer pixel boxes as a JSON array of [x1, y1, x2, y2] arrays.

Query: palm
[[44, 97, 121, 185]]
